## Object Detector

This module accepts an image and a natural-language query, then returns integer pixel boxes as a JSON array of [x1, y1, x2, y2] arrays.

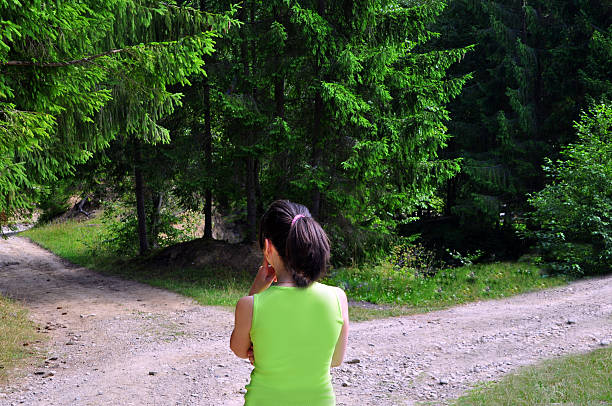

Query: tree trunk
[[274, 76, 288, 199], [275, 77, 285, 119], [133, 140, 149, 255], [311, 0, 325, 218], [246, 156, 257, 242], [243, 0, 258, 241], [311, 89, 323, 218], [150, 193, 163, 248], [203, 76, 213, 239], [255, 158, 263, 217], [273, 7, 288, 199]]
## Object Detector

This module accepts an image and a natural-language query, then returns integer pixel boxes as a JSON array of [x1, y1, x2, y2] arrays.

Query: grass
[[126, 265, 252, 307], [23, 217, 113, 269], [323, 261, 567, 320], [23, 216, 567, 320], [0, 295, 43, 383], [23, 217, 252, 307], [453, 347, 612, 405]]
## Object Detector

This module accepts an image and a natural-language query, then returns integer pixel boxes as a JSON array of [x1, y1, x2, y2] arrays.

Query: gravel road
[[0, 236, 610, 405]]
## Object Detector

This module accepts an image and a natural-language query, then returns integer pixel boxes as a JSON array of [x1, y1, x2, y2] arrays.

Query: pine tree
[[0, 0, 236, 237], [435, 0, 611, 245]]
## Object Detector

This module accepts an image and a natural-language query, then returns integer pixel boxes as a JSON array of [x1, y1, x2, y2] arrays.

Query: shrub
[[37, 181, 73, 223], [527, 103, 612, 275], [325, 219, 395, 267], [390, 239, 442, 278], [98, 198, 200, 257]]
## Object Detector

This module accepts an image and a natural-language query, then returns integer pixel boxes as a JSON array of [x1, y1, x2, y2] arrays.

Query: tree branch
[[2, 48, 125, 67]]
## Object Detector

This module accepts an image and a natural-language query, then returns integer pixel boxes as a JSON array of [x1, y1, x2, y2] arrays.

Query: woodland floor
[[0, 236, 611, 406]]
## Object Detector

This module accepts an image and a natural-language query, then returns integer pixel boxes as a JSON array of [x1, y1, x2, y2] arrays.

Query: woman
[[230, 200, 349, 405]]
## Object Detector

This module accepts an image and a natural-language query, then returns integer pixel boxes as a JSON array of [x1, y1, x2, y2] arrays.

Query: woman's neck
[[273, 264, 296, 286]]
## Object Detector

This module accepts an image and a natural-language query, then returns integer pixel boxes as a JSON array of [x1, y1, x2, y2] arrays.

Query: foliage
[[527, 103, 612, 275], [203, 0, 472, 244], [389, 240, 442, 278], [98, 199, 201, 256], [435, 0, 612, 242], [37, 181, 76, 224], [10, 0, 611, 267], [454, 347, 612, 406], [324, 219, 396, 267], [68, 0, 472, 261], [0, 0, 236, 226]]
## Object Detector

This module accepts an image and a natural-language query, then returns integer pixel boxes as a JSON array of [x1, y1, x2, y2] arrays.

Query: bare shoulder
[[235, 295, 254, 311]]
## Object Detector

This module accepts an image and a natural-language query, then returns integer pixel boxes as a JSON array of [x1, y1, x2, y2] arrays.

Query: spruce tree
[[0, 0, 236, 237], [435, 0, 611, 249]]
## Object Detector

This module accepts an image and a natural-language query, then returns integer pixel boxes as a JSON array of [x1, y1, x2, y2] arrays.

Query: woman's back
[[245, 282, 344, 405]]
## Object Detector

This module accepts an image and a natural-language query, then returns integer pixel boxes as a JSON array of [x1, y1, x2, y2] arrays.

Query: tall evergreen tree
[[435, 0, 612, 249], [0, 0, 236, 237]]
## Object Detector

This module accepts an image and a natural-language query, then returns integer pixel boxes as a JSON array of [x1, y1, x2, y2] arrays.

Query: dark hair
[[258, 200, 330, 287]]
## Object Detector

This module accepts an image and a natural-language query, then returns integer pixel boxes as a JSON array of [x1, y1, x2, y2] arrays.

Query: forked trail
[[1, 236, 611, 405]]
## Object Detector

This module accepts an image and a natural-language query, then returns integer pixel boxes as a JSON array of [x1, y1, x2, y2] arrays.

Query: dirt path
[[0, 236, 611, 406]]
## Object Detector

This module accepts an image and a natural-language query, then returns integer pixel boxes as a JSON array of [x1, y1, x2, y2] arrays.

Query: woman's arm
[[230, 295, 253, 359], [331, 287, 349, 367], [230, 257, 275, 360]]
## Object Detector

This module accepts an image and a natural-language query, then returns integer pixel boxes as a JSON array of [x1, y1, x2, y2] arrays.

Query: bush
[[325, 219, 395, 267], [37, 181, 73, 223], [389, 239, 442, 278], [98, 198, 201, 257], [527, 103, 612, 275]]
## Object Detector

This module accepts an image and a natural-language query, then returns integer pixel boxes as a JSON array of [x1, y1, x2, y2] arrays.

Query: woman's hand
[[248, 258, 277, 295]]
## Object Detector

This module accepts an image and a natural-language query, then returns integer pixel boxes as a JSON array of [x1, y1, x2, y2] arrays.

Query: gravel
[[1, 236, 611, 406]]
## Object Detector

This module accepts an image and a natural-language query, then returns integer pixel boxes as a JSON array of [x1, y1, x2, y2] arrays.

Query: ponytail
[[259, 200, 330, 287], [286, 216, 330, 287]]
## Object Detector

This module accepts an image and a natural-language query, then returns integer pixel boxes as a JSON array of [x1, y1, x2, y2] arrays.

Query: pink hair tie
[[291, 214, 305, 227]]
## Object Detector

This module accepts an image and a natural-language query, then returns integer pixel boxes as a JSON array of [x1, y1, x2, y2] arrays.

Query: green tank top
[[244, 282, 344, 406]]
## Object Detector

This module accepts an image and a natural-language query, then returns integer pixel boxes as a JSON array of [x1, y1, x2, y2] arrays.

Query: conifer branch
[[3, 49, 126, 67]]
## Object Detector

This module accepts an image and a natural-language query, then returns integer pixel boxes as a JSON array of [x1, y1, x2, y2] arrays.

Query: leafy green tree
[[527, 103, 612, 275], [198, 0, 471, 261], [0, 0, 235, 239]]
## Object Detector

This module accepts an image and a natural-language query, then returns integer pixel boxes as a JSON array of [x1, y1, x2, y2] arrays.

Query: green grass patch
[[23, 218, 251, 307], [323, 261, 567, 319], [119, 265, 252, 307], [453, 347, 612, 405], [23, 217, 115, 270], [347, 305, 421, 322], [24, 217, 567, 318], [0, 295, 43, 382]]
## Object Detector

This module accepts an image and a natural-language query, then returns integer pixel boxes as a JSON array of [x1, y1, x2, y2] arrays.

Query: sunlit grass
[[323, 261, 567, 320], [453, 347, 612, 405], [0, 295, 43, 383], [22, 217, 114, 269], [125, 265, 252, 307]]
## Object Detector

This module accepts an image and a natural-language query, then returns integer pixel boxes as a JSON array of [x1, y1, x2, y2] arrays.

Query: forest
[[1, 2, 611, 403], [1, 0, 611, 276]]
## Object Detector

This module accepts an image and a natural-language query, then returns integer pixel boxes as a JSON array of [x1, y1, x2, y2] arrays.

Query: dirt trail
[[0, 236, 611, 406]]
